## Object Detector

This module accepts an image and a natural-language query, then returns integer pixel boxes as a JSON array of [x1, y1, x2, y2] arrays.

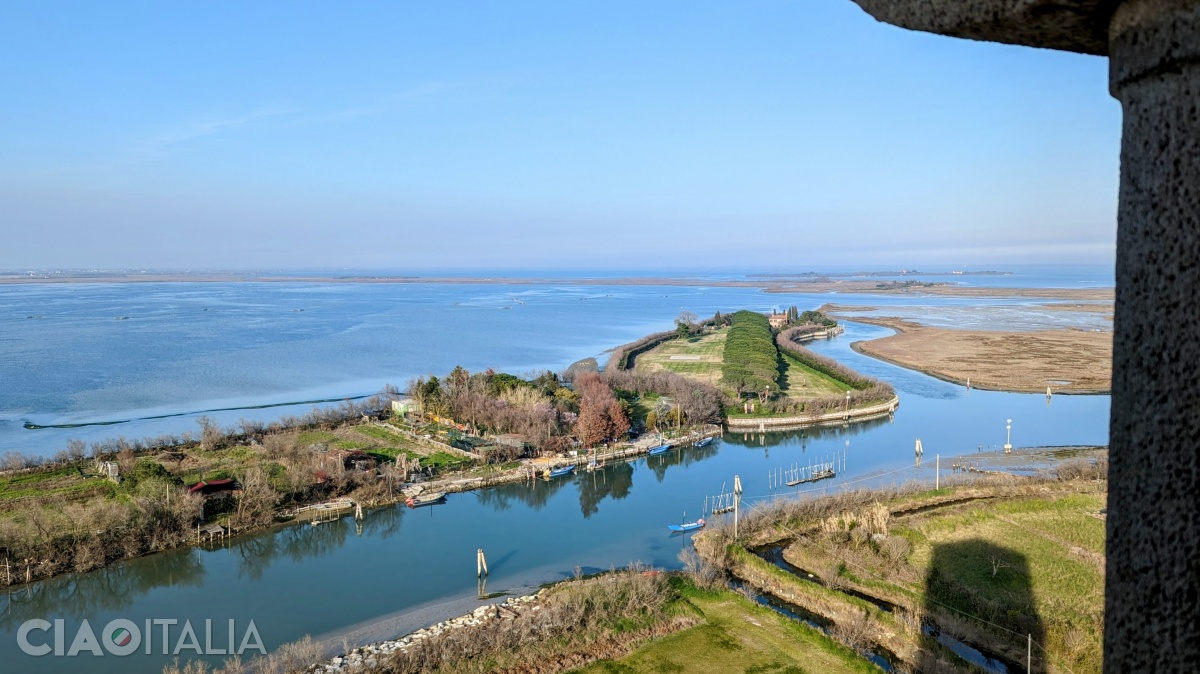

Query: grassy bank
[[696, 456, 1108, 673], [166, 572, 884, 674], [570, 585, 880, 674]]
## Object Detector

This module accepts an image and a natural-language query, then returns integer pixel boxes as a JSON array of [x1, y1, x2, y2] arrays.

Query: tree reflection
[[0, 548, 205, 629], [474, 474, 573, 512], [577, 461, 633, 518]]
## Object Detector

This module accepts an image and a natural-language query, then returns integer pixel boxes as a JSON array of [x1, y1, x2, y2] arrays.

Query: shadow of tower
[[917, 539, 1047, 673]]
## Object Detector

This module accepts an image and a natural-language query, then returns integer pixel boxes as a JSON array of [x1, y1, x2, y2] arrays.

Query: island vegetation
[[625, 309, 896, 423], [0, 354, 725, 587], [0, 307, 883, 598]]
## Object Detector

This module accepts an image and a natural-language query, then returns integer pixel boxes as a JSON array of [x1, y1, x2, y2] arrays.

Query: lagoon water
[[0, 268, 1111, 673]]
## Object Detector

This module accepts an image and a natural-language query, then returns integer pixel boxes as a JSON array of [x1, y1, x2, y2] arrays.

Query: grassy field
[[635, 330, 727, 385], [571, 587, 879, 674], [778, 352, 852, 398], [637, 329, 853, 402], [706, 471, 1107, 674]]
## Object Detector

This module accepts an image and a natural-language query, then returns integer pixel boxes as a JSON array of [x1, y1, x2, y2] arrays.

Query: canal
[[0, 321, 1110, 673]]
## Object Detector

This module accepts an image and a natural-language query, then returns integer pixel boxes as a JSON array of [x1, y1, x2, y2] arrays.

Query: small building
[[187, 478, 241, 498], [767, 311, 789, 329], [326, 448, 374, 471], [98, 461, 120, 483]]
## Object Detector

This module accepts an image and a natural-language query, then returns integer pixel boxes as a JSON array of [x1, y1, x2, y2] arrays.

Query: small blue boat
[[545, 465, 575, 478], [695, 437, 713, 447], [667, 518, 705, 533], [647, 444, 671, 456]]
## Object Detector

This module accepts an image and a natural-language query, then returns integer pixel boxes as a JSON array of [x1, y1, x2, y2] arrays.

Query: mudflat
[[834, 315, 1112, 393], [0, 273, 1115, 300]]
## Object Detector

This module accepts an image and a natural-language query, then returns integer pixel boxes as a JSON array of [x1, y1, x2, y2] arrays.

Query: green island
[[619, 309, 897, 427]]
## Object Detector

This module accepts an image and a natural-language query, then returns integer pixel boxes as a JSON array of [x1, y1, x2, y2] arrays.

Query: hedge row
[[721, 311, 781, 396]]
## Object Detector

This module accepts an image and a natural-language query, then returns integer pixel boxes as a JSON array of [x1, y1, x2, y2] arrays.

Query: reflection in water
[[475, 473, 574, 511], [646, 442, 721, 483], [0, 549, 205, 630], [919, 539, 1045, 673], [577, 462, 633, 518], [233, 505, 405, 582], [720, 414, 893, 454]]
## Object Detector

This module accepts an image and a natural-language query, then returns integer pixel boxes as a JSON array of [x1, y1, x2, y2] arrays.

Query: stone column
[[846, 0, 1200, 670], [1106, 1, 1200, 670]]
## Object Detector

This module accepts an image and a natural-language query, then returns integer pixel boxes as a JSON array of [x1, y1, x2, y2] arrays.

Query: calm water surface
[[0, 273, 1111, 673]]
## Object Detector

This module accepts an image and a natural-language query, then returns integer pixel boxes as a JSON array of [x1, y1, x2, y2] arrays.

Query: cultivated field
[[634, 330, 726, 386]]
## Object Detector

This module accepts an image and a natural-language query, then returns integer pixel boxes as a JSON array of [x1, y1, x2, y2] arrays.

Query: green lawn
[[635, 330, 727, 386], [571, 587, 879, 674], [777, 352, 853, 399]]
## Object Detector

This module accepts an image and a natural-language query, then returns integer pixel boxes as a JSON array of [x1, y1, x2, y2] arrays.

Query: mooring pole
[[936, 454, 940, 490], [477, 548, 488, 577], [733, 475, 742, 540]]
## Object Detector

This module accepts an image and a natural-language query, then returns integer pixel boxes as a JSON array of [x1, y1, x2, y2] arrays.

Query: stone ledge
[[850, 0, 1118, 55]]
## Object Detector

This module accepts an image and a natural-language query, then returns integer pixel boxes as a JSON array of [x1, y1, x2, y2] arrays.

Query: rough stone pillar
[[1106, 1, 1200, 670], [845, 0, 1200, 671]]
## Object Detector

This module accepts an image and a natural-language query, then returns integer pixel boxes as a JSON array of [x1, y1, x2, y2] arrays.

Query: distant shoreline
[[0, 273, 1115, 300]]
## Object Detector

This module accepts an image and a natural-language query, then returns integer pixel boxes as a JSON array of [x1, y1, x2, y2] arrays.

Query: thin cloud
[[133, 108, 291, 158], [285, 82, 473, 128]]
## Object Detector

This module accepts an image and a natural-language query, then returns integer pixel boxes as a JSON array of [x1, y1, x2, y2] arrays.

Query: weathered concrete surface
[[1106, 1, 1200, 670], [845, 0, 1200, 671], [851, 0, 1118, 54]]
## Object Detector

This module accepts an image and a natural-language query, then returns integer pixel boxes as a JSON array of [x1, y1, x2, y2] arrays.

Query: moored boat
[[545, 465, 575, 478], [647, 443, 671, 456], [695, 437, 713, 447], [667, 518, 705, 533], [406, 492, 447, 507]]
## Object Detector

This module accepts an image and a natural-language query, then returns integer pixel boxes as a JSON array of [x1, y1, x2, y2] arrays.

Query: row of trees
[[721, 311, 782, 399]]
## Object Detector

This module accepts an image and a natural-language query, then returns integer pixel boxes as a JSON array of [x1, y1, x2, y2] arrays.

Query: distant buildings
[[767, 311, 788, 329]]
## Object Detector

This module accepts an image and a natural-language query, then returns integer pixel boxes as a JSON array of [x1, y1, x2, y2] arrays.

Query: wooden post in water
[[733, 475, 742, 539], [477, 548, 489, 577], [936, 454, 939, 490]]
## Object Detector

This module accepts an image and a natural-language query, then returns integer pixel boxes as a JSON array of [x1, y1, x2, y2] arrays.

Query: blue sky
[[0, 1, 1119, 271]]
